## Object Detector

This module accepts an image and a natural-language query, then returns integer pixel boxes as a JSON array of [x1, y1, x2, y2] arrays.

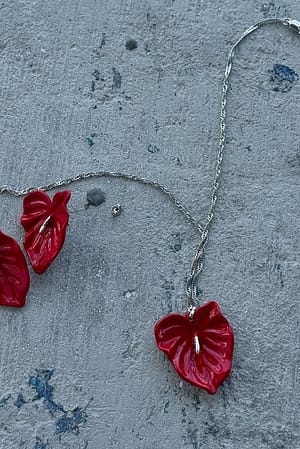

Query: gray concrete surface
[[0, 1, 299, 448]]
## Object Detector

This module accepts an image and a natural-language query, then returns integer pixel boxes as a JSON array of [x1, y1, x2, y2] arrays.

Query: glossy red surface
[[0, 230, 30, 307], [154, 301, 234, 394], [21, 190, 71, 274]]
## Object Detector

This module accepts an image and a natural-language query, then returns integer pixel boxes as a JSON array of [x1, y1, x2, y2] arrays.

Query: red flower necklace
[[1, 18, 298, 394]]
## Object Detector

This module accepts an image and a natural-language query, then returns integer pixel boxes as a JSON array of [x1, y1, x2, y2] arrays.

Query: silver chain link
[[0, 18, 299, 310], [0, 171, 203, 233]]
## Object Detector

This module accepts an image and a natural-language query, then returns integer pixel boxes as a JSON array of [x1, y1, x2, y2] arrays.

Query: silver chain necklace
[[1, 17, 299, 315]]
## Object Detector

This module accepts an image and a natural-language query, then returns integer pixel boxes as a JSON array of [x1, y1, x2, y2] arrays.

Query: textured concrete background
[[0, 1, 299, 448]]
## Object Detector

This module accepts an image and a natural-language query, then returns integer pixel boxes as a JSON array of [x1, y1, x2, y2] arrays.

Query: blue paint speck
[[269, 64, 298, 92], [29, 369, 64, 413], [55, 406, 88, 435], [86, 133, 97, 147], [28, 369, 91, 436]]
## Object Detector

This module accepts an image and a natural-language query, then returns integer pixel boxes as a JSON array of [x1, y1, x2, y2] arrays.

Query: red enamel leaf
[[21, 190, 71, 274], [154, 301, 234, 394], [0, 230, 30, 307]]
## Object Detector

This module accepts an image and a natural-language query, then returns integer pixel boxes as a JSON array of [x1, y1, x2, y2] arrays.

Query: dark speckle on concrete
[[14, 392, 26, 408], [100, 33, 106, 49], [191, 394, 201, 411], [163, 399, 169, 413], [286, 150, 300, 171], [170, 232, 182, 252], [112, 67, 122, 89], [93, 69, 100, 81], [86, 188, 106, 206], [185, 425, 198, 449], [34, 437, 48, 449], [0, 393, 11, 408], [275, 262, 284, 287], [86, 133, 96, 147], [147, 144, 160, 154], [269, 64, 298, 93], [261, 2, 288, 18], [161, 278, 175, 301], [91, 70, 103, 92], [86, 137, 94, 147], [174, 243, 181, 252], [206, 412, 220, 436], [196, 287, 203, 296], [93, 33, 106, 57], [126, 39, 138, 50], [144, 42, 150, 54]]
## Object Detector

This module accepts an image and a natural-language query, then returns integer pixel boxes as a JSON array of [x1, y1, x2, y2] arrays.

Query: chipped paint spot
[[86, 188, 106, 207], [123, 289, 137, 300], [269, 64, 298, 93], [126, 39, 138, 50]]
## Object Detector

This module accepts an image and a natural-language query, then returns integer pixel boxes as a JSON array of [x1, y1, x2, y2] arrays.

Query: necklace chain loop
[[185, 17, 300, 308], [0, 18, 299, 310]]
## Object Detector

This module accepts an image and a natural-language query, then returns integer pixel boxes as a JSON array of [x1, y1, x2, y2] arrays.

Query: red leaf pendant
[[21, 190, 71, 274], [154, 301, 234, 394], [0, 230, 30, 307]]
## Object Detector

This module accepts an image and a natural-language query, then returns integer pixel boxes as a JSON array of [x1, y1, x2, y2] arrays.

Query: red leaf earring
[[154, 301, 234, 394], [0, 230, 30, 307], [21, 190, 71, 274]]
